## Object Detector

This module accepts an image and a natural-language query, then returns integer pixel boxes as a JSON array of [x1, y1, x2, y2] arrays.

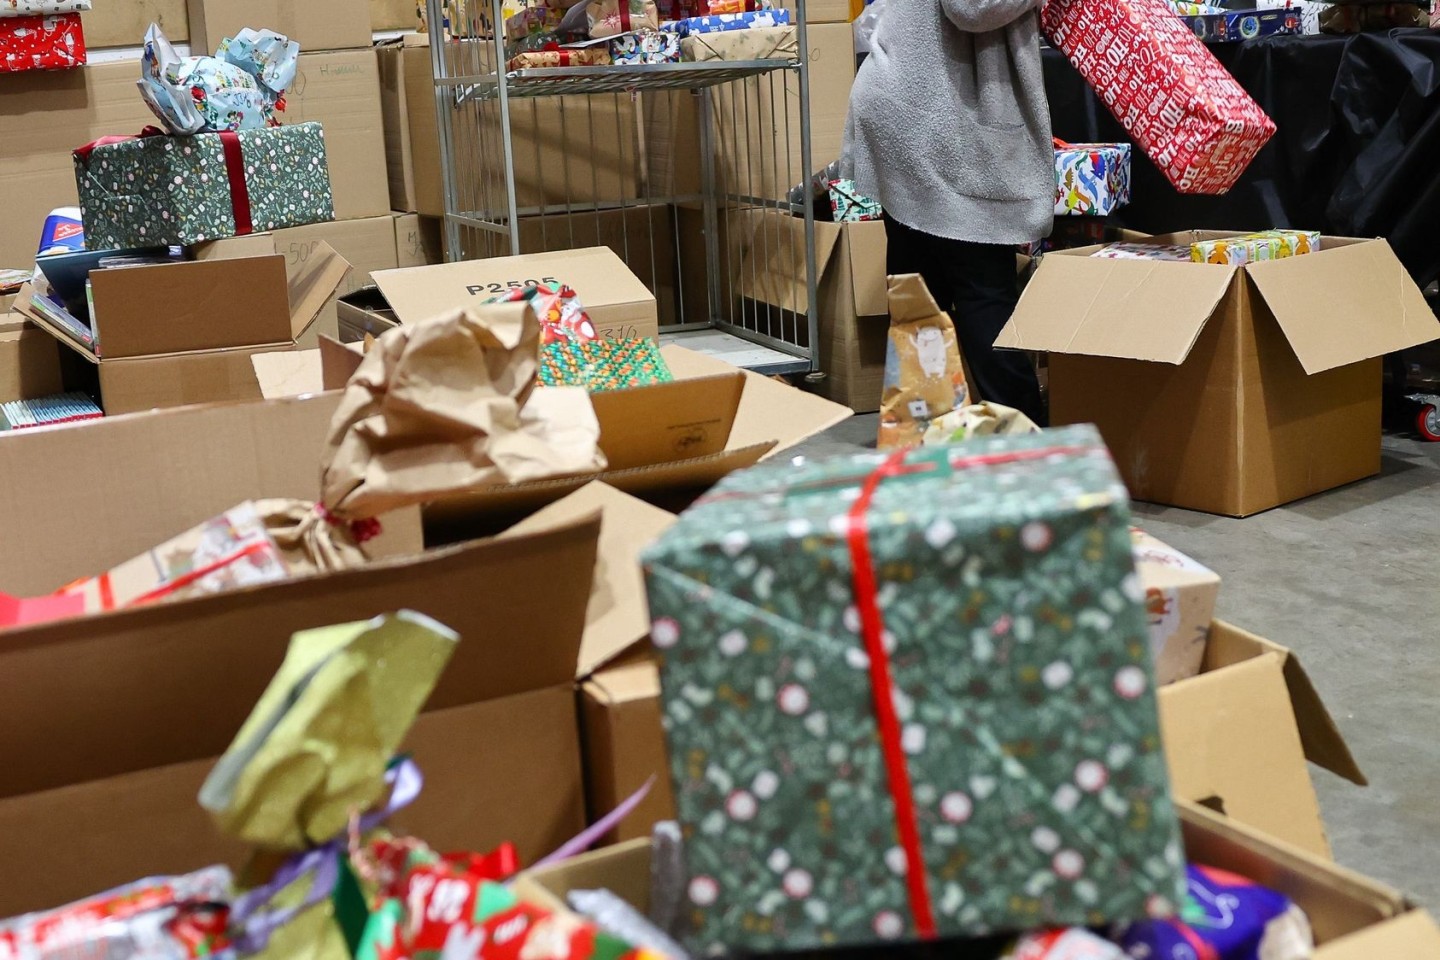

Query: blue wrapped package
[[138, 23, 299, 135], [1117, 864, 1313, 960], [668, 7, 789, 35]]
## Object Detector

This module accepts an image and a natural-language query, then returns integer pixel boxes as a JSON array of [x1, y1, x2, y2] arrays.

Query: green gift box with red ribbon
[[73, 122, 334, 250], [642, 424, 1186, 954]]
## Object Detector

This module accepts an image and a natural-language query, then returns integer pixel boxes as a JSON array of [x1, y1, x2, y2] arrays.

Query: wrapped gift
[[1091, 242, 1192, 261], [644, 425, 1187, 953], [610, 29, 681, 63], [139, 24, 298, 136], [539, 337, 674, 390], [507, 45, 612, 68], [1166, 0, 1225, 12], [1043, 0, 1274, 194], [510, 28, 589, 54], [830, 178, 883, 222], [1054, 141, 1131, 217], [1131, 529, 1219, 685], [586, 0, 660, 37], [1117, 864, 1314, 960], [485, 281, 599, 343], [73, 123, 335, 249], [504, 1, 566, 39], [1180, 8, 1302, 42], [680, 21, 795, 58], [0, 13, 83, 72], [0, 0, 89, 12], [1190, 229, 1319, 265], [670, 7, 789, 35]]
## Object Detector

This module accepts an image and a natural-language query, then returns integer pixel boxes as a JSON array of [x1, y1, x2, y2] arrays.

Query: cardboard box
[[188, 0, 373, 53], [282, 50, 391, 221], [0, 63, 157, 272], [379, 36, 640, 217], [518, 207, 680, 328], [373, 0, 420, 29], [997, 233, 1440, 515], [16, 243, 347, 415], [81, 0, 187, 47], [1160, 620, 1365, 860], [0, 512, 599, 914], [394, 212, 444, 269], [815, 219, 887, 411], [776, 0, 852, 21], [1133, 528, 1221, 685], [369, 246, 660, 342], [580, 658, 676, 843], [0, 319, 63, 403], [273, 216, 402, 346]]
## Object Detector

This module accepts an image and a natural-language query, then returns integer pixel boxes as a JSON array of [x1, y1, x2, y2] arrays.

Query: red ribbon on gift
[[74, 127, 254, 236], [843, 442, 1093, 940]]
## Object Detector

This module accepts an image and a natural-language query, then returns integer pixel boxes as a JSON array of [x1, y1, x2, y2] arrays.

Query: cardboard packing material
[[518, 206, 681, 328], [16, 242, 348, 415], [0, 317, 63, 404], [776, 0, 851, 21], [394, 212, 444, 269], [80, 0, 188, 47], [373, 0, 420, 29], [379, 35, 640, 216], [1133, 528, 1221, 685], [0, 63, 156, 272], [187, 0, 373, 54], [0, 511, 601, 915], [281, 50, 391, 221], [996, 233, 1440, 515]]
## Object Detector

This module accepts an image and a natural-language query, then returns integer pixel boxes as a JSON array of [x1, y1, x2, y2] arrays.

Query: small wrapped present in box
[[644, 424, 1187, 954], [1043, 0, 1274, 193], [829, 178, 883, 222], [610, 28, 681, 63], [1054, 140, 1131, 217], [0, 13, 83, 72], [1190, 229, 1320, 265], [670, 7, 789, 35], [507, 44, 612, 68], [1091, 242, 1193, 261], [540, 337, 674, 390], [73, 123, 335, 249], [586, 0, 660, 38]]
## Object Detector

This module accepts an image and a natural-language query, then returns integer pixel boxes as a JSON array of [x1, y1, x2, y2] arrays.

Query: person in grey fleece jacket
[[841, 0, 1051, 424]]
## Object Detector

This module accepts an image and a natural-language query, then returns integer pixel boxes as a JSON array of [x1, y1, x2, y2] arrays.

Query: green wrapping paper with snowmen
[[642, 425, 1186, 955]]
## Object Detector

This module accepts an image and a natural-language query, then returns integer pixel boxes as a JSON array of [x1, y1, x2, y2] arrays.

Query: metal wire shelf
[[446, 59, 801, 104]]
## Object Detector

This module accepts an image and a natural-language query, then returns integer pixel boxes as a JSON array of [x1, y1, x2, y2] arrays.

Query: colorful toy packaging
[[1190, 228, 1320, 265], [1043, 0, 1275, 193], [540, 338, 674, 391], [0, 13, 83, 72], [829, 178, 883, 222], [1054, 140, 1132, 216], [1180, 7, 1302, 42], [643, 423, 1187, 954]]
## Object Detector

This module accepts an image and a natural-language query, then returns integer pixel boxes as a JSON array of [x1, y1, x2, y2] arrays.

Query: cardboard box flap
[[372, 247, 655, 327], [1246, 240, 1440, 375], [252, 349, 325, 399], [513, 838, 652, 916], [997, 255, 1234, 364], [1319, 910, 1440, 959], [287, 240, 353, 342], [590, 373, 744, 469], [660, 344, 853, 452], [503, 481, 676, 678], [738, 214, 845, 316], [844, 221, 889, 318], [1202, 621, 1367, 786], [320, 334, 366, 389]]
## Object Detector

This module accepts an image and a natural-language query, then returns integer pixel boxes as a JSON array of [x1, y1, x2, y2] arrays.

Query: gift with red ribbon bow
[[643, 424, 1187, 954]]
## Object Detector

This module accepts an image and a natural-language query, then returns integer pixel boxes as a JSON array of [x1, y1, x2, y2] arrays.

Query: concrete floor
[[793, 415, 1440, 906]]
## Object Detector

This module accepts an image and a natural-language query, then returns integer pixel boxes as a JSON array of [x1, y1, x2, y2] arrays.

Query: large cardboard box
[[395, 212, 445, 269], [282, 50, 391, 221], [0, 63, 157, 272], [374, 0, 420, 29], [82, 0, 188, 46], [16, 243, 347, 415], [997, 234, 1440, 515], [379, 36, 640, 217], [188, 0, 373, 53], [0, 318, 63, 404], [271, 217, 402, 345], [0, 512, 600, 914]]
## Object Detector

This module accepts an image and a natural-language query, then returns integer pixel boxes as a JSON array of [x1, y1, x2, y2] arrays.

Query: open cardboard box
[[513, 806, 1440, 959], [996, 233, 1440, 516], [14, 241, 349, 415]]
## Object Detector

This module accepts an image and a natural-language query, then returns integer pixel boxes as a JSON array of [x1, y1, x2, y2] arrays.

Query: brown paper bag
[[257, 499, 375, 575], [878, 274, 970, 450], [321, 302, 607, 520]]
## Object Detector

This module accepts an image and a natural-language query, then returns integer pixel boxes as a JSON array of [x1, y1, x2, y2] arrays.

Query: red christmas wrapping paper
[[0, 12, 85, 72], [1042, 0, 1274, 194]]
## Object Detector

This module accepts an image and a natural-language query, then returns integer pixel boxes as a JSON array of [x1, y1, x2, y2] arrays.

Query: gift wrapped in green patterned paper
[[643, 424, 1186, 954], [73, 122, 335, 250], [539, 337, 673, 391]]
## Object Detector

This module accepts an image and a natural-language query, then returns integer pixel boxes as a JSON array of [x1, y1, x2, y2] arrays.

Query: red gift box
[[1042, 0, 1274, 194], [0, 12, 85, 72]]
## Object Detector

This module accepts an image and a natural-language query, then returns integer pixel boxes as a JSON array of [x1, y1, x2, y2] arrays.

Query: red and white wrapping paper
[[0, 12, 84, 71], [1042, 0, 1274, 194]]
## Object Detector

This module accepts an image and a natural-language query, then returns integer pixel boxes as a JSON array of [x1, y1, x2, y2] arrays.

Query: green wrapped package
[[539, 337, 674, 392], [74, 122, 334, 249], [642, 425, 1185, 953]]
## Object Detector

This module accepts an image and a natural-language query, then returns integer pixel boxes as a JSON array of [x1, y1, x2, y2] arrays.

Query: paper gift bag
[[878, 274, 970, 450], [1043, 0, 1275, 194]]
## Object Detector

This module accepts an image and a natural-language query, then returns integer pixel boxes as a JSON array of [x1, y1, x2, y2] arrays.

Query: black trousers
[[884, 215, 1046, 427]]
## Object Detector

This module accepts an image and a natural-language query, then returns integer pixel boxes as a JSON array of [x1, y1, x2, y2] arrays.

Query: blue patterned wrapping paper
[[610, 29, 681, 63], [74, 123, 335, 249], [667, 7, 789, 35], [1054, 143, 1132, 216]]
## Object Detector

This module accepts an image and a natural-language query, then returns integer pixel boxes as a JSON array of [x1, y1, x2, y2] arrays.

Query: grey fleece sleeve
[[940, 0, 1041, 33]]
